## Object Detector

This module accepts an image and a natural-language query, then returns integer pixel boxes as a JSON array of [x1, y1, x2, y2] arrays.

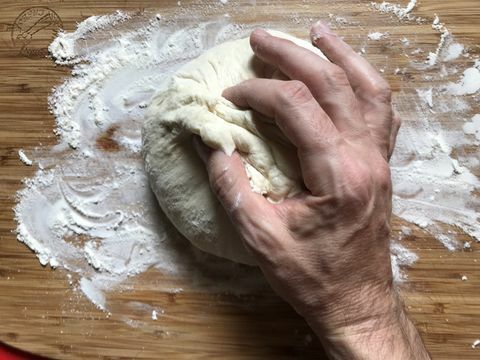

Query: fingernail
[[251, 28, 269, 40], [250, 28, 269, 52], [310, 20, 332, 41]]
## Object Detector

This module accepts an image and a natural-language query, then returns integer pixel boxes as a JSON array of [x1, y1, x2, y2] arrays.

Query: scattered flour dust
[[463, 114, 480, 141], [426, 15, 451, 66], [368, 31, 387, 41], [371, 1, 454, 67], [371, 0, 418, 21], [445, 59, 480, 96], [13, 5, 479, 316], [15, 12, 265, 314], [18, 149, 33, 166], [473, 339, 480, 349], [443, 42, 464, 62], [416, 88, 433, 108]]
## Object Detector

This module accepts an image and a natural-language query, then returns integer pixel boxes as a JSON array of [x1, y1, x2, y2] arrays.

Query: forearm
[[206, 22, 428, 360], [306, 294, 431, 360]]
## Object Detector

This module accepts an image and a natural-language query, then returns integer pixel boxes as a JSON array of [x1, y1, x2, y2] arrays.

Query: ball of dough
[[142, 30, 327, 265]]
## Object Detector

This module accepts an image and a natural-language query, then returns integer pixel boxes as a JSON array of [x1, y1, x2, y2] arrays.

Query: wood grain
[[0, 1, 479, 359]]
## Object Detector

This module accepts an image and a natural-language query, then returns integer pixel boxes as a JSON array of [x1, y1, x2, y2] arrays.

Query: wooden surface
[[0, 0, 479, 359]]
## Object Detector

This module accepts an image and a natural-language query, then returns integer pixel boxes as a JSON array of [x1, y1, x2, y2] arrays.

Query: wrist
[[304, 289, 431, 359], [303, 281, 398, 336]]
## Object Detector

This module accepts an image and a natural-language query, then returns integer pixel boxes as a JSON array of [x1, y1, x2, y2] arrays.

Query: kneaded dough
[[142, 30, 327, 265]]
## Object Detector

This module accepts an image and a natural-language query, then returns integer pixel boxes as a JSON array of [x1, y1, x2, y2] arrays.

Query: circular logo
[[11, 7, 63, 58]]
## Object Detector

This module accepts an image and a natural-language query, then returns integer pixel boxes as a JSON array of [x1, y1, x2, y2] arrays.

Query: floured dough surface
[[142, 30, 327, 265]]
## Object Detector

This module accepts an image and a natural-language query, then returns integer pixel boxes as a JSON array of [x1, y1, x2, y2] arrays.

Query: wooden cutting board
[[0, 0, 479, 359]]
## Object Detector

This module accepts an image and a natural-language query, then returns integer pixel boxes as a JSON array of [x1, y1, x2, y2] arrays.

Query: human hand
[[195, 22, 429, 359]]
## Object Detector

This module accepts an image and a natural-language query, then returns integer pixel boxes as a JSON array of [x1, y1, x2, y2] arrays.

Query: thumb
[[193, 136, 284, 264], [192, 136, 266, 224], [388, 111, 401, 161]]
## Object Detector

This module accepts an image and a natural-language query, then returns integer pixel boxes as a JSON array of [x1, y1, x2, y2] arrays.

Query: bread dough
[[142, 30, 327, 265]]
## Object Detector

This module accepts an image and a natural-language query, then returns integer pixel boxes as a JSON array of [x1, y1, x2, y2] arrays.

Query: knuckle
[[371, 80, 392, 103], [393, 113, 402, 130], [278, 80, 312, 106], [342, 159, 391, 206], [344, 174, 373, 206], [373, 161, 392, 193], [378, 220, 391, 240], [329, 65, 350, 86]]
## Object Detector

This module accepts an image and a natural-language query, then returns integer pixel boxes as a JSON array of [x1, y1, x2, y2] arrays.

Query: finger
[[192, 136, 269, 226], [223, 79, 343, 196], [223, 78, 340, 152], [250, 28, 366, 134], [194, 137, 291, 264], [388, 112, 401, 160], [310, 21, 393, 157]]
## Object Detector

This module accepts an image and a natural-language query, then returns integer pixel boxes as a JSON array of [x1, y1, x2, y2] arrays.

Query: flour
[[400, 226, 412, 237], [443, 43, 464, 62], [18, 149, 32, 166], [80, 278, 107, 311], [368, 31, 387, 41], [445, 59, 480, 95], [13, 7, 479, 316], [390, 242, 418, 281], [372, 1, 457, 68], [463, 114, 480, 141], [328, 13, 352, 27], [371, 0, 418, 21], [427, 15, 450, 66], [49, 11, 131, 65], [416, 88, 433, 108], [16, 13, 269, 316]]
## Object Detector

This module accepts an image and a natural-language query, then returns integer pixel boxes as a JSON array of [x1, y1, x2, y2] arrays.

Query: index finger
[[223, 78, 340, 152], [310, 21, 394, 158], [310, 21, 392, 105], [250, 29, 367, 134]]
